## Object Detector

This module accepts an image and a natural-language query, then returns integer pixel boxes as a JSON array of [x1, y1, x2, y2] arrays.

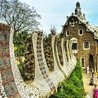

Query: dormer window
[[69, 17, 78, 27], [78, 29, 83, 35], [66, 30, 69, 36]]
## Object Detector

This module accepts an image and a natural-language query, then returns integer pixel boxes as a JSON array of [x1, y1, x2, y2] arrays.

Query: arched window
[[70, 38, 78, 53], [78, 29, 83, 35], [66, 30, 70, 36]]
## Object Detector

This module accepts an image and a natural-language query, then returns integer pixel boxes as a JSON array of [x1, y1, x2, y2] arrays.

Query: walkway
[[83, 72, 98, 98]]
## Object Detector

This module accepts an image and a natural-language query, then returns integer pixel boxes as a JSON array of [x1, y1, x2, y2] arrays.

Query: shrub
[[50, 59, 84, 98]]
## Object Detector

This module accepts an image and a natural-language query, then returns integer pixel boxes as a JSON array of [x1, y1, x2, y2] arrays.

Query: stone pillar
[[32, 32, 55, 97], [10, 28, 40, 98], [0, 24, 21, 98]]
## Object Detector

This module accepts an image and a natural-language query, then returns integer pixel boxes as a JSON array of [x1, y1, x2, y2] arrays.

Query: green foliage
[[50, 59, 84, 98], [14, 31, 29, 56], [14, 31, 29, 78]]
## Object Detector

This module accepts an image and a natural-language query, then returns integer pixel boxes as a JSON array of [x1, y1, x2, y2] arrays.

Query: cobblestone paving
[[83, 72, 98, 98]]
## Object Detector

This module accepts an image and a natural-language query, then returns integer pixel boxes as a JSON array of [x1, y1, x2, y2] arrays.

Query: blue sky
[[20, 0, 98, 34]]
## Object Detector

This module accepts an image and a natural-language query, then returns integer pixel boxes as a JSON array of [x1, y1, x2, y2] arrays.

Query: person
[[90, 68, 93, 73], [90, 68, 94, 78], [93, 84, 98, 98], [89, 77, 94, 85]]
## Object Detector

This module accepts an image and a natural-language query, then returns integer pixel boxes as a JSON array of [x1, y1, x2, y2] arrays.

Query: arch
[[70, 38, 78, 54]]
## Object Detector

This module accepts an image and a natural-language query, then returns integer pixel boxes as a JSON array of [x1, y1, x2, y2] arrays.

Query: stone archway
[[89, 54, 94, 70]]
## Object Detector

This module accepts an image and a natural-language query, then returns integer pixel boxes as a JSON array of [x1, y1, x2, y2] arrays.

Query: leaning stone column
[[0, 25, 39, 98], [69, 39, 77, 69], [43, 34, 65, 92], [32, 32, 53, 97], [0, 24, 21, 98], [60, 37, 70, 77], [55, 37, 66, 77], [65, 40, 72, 74], [50, 35, 64, 87], [67, 39, 76, 74], [10, 28, 40, 98]]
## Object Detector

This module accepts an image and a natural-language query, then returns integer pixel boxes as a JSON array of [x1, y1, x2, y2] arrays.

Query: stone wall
[[0, 23, 77, 98], [24, 35, 35, 80], [43, 34, 54, 71]]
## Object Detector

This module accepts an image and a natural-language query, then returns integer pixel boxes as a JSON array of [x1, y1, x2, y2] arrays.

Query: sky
[[20, 0, 98, 34]]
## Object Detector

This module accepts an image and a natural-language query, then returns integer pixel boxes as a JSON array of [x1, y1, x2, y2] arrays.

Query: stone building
[[61, 2, 98, 72]]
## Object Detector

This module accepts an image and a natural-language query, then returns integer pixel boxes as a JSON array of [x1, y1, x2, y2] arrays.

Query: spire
[[75, 2, 82, 16], [76, 2, 80, 7]]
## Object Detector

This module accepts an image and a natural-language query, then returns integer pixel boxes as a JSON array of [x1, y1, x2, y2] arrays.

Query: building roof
[[63, 2, 98, 40]]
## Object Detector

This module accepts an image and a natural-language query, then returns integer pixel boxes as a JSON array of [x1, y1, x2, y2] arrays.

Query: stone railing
[[0, 24, 77, 98]]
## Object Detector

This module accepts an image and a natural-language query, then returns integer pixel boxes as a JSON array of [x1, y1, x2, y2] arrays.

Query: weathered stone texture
[[0, 23, 76, 98]]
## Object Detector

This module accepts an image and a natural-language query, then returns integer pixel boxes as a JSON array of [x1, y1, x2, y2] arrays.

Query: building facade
[[61, 2, 98, 72]]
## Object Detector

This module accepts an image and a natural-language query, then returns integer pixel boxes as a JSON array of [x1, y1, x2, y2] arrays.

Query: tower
[[75, 2, 82, 16]]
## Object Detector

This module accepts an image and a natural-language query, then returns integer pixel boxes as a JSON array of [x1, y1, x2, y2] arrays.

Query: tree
[[0, 0, 41, 35], [50, 25, 56, 35]]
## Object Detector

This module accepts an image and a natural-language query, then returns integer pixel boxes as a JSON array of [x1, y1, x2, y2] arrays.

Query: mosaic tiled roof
[[64, 2, 98, 39]]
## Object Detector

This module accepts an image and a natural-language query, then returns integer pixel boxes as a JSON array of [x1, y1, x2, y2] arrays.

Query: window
[[80, 57, 85, 67], [83, 41, 90, 50], [72, 43, 77, 50], [66, 30, 69, 36], [70, 38, 78, 53], [69, 18, 78, 27], [78, 29, 83, 35]]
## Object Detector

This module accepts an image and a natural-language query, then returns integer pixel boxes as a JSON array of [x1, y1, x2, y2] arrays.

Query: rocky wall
[[43, 35, 54, 71], [24, 35, 35, 80]]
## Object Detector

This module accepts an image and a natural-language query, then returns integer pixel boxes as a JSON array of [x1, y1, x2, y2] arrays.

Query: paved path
[[83, 72, 98, 98]]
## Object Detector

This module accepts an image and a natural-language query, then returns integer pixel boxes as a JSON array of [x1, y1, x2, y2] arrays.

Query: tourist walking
[[90, 68, 94, 78], [93, 84, 98, 98]]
